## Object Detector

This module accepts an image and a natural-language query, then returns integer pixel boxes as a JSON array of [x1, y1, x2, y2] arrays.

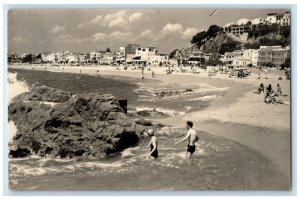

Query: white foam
[[8, 72, 29, 103], [9, 121, 17, 144], [134, 106, 185, 117], [188, 94, 222, 101], [121, 146, 140, 157]]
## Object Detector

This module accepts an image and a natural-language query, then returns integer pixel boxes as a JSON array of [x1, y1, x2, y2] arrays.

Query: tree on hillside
[[218, 41, 241, 54], [169, 49, 179, 59], [259, 37, 289, 47], [191, 31, 207, 47], [191, 25, 223, 48], [206, 25, 223, 38], [106, 48, 111, 52], [280, 26, 290, 38], [248, 23, 280, 39]]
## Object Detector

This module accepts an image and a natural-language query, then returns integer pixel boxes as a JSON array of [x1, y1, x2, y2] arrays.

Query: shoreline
[[8, 65, 291, 185]]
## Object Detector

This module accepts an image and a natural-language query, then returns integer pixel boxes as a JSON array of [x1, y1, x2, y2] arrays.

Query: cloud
[[52, 34, 89, 44], [182, 27, 200, 39], [51, 25, 65, 33], [11, 36, 27, 43], [110, 31, 132, 39], [91, 31, 133, 42], [108, 17, 128, 29], [77, 10, 143, 29], [236, 18, 250, 25], [54, 34, 72, 40], [91, 15, 104, 24], [160, 23, 183, 35], [53, 35, 89, 44], [140, 29, 154, 39], [129, 12, 143, 22], [92, 33, 107, 41], [38, 40, 48, 44]]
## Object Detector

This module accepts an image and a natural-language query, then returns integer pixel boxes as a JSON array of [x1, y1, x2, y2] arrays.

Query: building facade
[[257, 46, 290, 68], [132, 46, 157, 65]]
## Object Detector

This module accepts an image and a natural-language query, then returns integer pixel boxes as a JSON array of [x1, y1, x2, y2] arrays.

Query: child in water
[[146, 129, 158, 159]]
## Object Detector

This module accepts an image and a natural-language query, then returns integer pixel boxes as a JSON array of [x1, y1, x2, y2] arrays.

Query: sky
[[8, 8, 289, 54]]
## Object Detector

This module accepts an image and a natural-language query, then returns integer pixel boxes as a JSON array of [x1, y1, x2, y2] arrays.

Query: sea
[[8, 68, 287, 191]]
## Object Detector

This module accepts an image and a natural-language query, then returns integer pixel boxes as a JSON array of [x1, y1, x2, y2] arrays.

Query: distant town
[[8, 11, 290, 70]]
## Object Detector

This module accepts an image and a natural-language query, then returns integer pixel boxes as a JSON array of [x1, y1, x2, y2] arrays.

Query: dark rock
[[24, 85, 71, 103], [9, 148, 31, 158], [135, 119, 153, 126], [9, 86, 157, 159]]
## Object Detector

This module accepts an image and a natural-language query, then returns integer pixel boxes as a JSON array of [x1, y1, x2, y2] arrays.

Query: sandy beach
[[8, 64, 291, 189]]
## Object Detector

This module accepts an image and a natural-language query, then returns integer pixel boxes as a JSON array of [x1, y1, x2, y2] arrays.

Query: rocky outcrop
[[9, 86, 161, 158]]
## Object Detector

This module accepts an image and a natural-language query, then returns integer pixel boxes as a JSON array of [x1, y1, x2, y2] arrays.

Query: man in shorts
[[175, 121, 199, 159]]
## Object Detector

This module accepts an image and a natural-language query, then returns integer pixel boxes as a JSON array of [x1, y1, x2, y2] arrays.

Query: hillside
[[170, 24, 290, 59]]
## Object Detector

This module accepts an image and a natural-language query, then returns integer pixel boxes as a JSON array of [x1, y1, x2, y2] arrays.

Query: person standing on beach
[[141, 66, 145, 79], [147, 129, 158, 159], [175, 121, 199, 159], [152, 70, 156, 78]]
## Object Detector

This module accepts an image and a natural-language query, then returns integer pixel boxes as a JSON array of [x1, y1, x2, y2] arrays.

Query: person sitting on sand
[[147, 129, 158, 159], [256, 83, 264, 94], [266, 84, 274, 95], [175, 121, 199, 159], [265, 84, 276, 104]]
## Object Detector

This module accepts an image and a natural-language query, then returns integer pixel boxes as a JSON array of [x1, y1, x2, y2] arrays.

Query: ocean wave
[[188, 94, 222, 101], [133, 106, 185, 117]]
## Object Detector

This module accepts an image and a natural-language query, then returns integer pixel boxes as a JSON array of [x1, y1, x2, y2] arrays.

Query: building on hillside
[[204, 53, 213, 62], [225, 24, 250, 36], [186, 50, 206, 65], [251, 18, 265, 25], [222, 49, 257, 67], [265, 13, 283, 24], [281, 12, 291, 26], [258, 46, 290, 68]]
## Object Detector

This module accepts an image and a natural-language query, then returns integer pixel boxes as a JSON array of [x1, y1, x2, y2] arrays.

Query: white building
[[223, 49, 258, 67], [100, 52, 115, 65], [151, 53, 169, 66], [250, 49, 259, 67], [251, 18, 265, 25], [281, 12, 291, 26], [89, 51, 105, 63], [258, 46, 290, 68], [132, 46, 157, 65], [116, 47, 126, 63]]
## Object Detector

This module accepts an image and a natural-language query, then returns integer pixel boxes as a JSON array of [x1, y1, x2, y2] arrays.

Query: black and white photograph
[[6, 5, 293, 192]]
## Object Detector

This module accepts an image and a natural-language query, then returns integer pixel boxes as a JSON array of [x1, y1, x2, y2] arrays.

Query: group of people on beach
[[145, 121, 199, 160], [255, 82, 285, 104]]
